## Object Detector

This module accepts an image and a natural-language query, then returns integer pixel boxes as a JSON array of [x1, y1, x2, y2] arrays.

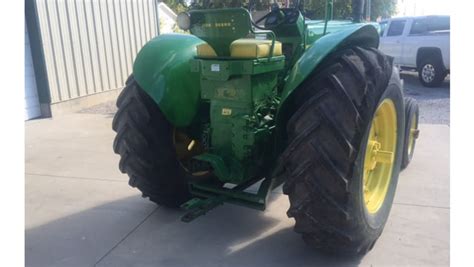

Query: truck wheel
[[112, 77, 191, 207], [418, 57, 446, 87], [401, 97, 420, 169], [280, 47, 405, 256]]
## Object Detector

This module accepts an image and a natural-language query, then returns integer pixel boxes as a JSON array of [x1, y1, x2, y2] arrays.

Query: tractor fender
[[279, 24, 379, 106], [133, 34, 205, 127], [276, 24, 380, 137]]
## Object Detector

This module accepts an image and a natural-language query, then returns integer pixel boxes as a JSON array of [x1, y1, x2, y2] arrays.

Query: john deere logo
[[202, 22, 232, 28]]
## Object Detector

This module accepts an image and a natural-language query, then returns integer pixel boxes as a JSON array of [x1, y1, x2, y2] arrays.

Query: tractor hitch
[[180, 173, 285, 222], [180, 196, 225, 222]]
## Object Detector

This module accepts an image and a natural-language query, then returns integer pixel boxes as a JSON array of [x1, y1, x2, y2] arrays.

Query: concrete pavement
[[25, 113, 449, 267]]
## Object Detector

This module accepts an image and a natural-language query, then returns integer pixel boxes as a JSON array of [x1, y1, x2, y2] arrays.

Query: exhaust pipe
[[352, 0, 365, 22]]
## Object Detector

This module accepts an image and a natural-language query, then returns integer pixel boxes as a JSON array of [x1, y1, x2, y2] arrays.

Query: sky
[[395, 0, 452, 16]]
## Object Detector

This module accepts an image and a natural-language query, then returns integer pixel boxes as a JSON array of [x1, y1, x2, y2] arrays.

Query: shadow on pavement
[[26, 194, 362, 267], [26, 196, 155, 267], [219, 227, 362, 267]]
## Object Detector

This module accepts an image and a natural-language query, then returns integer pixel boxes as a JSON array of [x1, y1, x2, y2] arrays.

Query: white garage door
[[25, 24, 42, 120]]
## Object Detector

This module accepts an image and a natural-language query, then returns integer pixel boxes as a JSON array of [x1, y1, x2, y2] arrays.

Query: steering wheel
[[252, 6, 286, 30]]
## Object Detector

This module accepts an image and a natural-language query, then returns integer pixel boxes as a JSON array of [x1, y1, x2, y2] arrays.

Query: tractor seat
[[197, 39, 282, 59]]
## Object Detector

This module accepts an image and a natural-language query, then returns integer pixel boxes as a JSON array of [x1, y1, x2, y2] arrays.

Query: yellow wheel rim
[[407, 113, 417, 155], [363, 99, 398, 214], [173, 129, 211, 177]]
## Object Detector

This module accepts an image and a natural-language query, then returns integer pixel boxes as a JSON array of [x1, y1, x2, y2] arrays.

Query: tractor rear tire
[[112, 77, 191, 207], [401, 97, 420, 169], [280, 47, 405, 256]]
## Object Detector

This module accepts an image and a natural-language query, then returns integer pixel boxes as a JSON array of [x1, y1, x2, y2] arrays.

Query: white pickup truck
[[379, 15, 450, 87]]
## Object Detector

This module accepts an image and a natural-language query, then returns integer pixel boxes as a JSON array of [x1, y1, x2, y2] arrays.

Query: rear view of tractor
[[112, 0, 420, 256]]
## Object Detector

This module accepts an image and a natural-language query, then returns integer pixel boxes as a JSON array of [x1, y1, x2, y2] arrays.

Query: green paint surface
[[131, 7, 380, 186], [280, 23, 379, 104], [133, 34, 205, 127]]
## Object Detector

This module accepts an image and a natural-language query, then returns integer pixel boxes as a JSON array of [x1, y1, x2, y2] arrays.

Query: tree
[[160, 0, 271, 12], [160, 0, 187, 13], [161, 0, 396, 21], [298, 0, 396, 20], [369, 0, 397, 20], [303, 0, 350, 19]]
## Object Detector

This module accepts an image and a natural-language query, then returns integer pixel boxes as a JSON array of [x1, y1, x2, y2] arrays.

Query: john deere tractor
[[112, 0, 420, 255]]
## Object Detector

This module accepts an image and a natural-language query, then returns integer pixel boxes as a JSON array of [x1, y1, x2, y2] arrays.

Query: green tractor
[[112, 0, 420, 255]]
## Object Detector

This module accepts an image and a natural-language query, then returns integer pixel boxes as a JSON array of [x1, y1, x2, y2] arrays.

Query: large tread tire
[[279, 47, 405, 256], [401, 97, 420, 169], [112, 77, 191, 207]]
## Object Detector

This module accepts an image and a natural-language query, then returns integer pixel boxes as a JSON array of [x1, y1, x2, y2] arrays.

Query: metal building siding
[[25, 24, 43, 120], [34, 0, 160, 103]]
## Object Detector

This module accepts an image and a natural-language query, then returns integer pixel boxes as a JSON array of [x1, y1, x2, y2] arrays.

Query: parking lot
[[25, 75, 450, 267], [401, 71, 450, 125]]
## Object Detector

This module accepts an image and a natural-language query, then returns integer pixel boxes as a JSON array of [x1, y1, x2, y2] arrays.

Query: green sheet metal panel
[[133, 34, 205, 127]]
